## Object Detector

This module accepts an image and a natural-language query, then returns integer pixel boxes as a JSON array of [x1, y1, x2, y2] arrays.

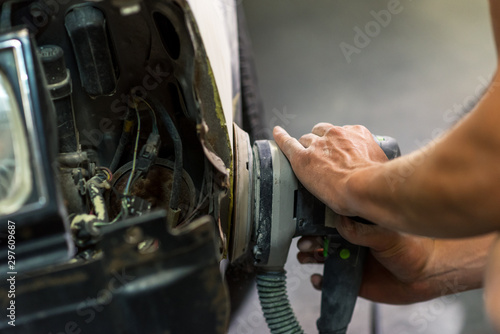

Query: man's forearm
[[393, 234, 496, 303], [348, 2, 500, 238], [350, 73, 500, 237], [424, 234, 496, 297]]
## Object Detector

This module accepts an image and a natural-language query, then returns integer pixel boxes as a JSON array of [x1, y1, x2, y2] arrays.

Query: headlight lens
[[0, 70, 32, 215]]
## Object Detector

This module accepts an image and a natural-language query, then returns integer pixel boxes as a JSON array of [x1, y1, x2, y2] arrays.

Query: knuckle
[[313, 122, 331, 129], [283, 137, 295, 146], [344, 124, 370, 136], [356, 125, 371, 135], [324, 125, 343, 137], [345, 124, 364, 130], [299, 134, 312, 143]]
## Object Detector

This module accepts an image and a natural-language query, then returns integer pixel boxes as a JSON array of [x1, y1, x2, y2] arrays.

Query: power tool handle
[[316, 135, 399, 333], [317, 237, 367, 334], [373, 134, 401, 160]]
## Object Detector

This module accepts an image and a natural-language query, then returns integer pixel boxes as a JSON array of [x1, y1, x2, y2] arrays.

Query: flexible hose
[[110, 109, 135, 173], [148, 96, 183, 210], [256, 271, 304, 334], [109, 129, 130, 173]]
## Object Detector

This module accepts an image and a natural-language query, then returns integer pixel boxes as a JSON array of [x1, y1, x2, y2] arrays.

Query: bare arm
[[273, 1, 500, 238], [349, 78, 500, 237], [273, 0, 500, 322], [485, 235, 500, 331]]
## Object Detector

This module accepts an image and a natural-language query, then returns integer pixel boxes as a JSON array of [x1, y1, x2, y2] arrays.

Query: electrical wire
[[124, 107, 141, 195], [137, 96, 159, 135], [110, 107, 137, 173], [94, 211, 123, 226], [109, 96, 177, 221], [96, 166, 113, 182], [177, 193, 209, 227]]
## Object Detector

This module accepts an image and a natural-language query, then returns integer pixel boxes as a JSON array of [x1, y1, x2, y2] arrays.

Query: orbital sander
[[231, 124, 400, 334]]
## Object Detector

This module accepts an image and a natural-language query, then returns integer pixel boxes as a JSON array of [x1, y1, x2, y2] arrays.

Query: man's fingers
[[297, 250, 325, 264], [311, 274, 323, 290], [311, 122, 334, 137], [297, 236, 323, 252], [298, 134, 317, 148], [343, 124, 369, 133], [273, 126, 304, 159]]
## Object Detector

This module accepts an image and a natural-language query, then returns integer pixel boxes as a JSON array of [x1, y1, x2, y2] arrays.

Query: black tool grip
[[373, 134, 400, 160], [316, 134, 400, 333], [317, 237, 367, 334]]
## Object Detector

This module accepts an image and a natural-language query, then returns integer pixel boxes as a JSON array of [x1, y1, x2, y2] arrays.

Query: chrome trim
[[0, 35, 48, 211]]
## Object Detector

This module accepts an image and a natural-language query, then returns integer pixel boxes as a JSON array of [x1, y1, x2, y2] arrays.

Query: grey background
[[229, 0, 497, 333]]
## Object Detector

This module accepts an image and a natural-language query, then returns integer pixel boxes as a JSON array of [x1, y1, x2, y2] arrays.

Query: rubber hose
[[110, 109, 135, 172], [109, 130, 130, 173], [148, 96, 183, 210], [256, 271, 304, 334]]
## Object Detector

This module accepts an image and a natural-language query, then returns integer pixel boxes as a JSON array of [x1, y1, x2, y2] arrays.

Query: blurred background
[[229, 0, 497, 333]]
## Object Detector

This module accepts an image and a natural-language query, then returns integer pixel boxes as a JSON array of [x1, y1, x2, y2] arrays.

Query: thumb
[[311, 273, 323, 291], [336, 216, 402, 252]]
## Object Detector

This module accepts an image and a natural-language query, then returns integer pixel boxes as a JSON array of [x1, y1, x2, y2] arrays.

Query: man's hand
[[298, 218, 495, 304], [273, 124, 387, 217], [298, 218, 437, 304]]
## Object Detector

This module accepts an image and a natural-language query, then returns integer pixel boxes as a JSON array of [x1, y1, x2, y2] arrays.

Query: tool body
[[245, 135, 400, 334]]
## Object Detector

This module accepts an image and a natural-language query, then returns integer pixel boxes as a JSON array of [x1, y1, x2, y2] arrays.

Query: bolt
[[30, 4, 44, 19]]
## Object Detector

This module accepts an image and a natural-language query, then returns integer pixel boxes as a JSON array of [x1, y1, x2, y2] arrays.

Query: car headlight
[[0, 69, 32, 215], [0, 30, 72, 273]]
